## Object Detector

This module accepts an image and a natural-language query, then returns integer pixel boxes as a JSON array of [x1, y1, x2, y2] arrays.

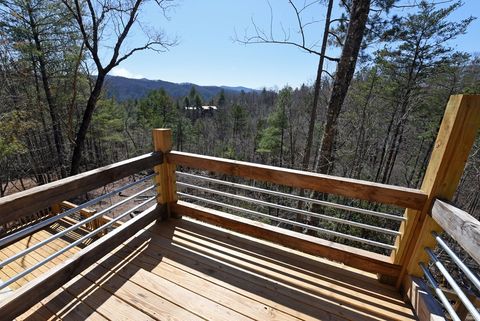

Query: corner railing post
[[389, 95, 480, 290], [152, 128, 178, 220]]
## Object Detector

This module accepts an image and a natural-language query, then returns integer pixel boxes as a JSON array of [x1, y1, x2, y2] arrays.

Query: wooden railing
[[166, 151, 427, 278], [391, 95, 480, 320], [0, 152, 162, 226], [432, 200, 480, 265], [167, 152, 427, 209], [0, 150, 164, 319], [415, 200, 480, 321], [393, 95, 480, 290]]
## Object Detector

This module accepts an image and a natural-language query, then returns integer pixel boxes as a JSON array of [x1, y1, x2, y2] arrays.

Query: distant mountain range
[[104, 76, 257, 101]]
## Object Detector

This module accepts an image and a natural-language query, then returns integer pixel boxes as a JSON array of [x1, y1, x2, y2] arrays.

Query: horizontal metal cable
[[0, 185, 155, 269], [0, 173, 155, 248], [176, 171, 405, 221], [420, 262, 461, 321], [177, 181, 400, 236], [0, 197, 156, 291], [432, 232, 480, 293], [425, 247, 480, 321], [178, 192, 396, 250]]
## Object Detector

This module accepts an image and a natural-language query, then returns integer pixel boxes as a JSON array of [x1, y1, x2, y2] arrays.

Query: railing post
[[152, 128, 178, 220], [390, 95, 480, 289]]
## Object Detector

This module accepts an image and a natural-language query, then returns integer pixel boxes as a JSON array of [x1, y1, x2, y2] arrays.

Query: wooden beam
[[403, 275, 445, 321], [59, 201, 101, 231], [393, 95, 480, 287], [432, 199, 480, 265], [0, 204, 161, 320], [171, 201, 401, 278], [152, 129, 177, 220], [0, 152, 162, 226], [168, 151, 427, 210]]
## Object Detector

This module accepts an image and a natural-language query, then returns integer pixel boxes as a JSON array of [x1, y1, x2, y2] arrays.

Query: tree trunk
[[374, 104, 399, 182], [308, 0, 371, 234], [301, 0, 334, 171], [31, 54, 56, 171], [294, 0, 334, 231], [280, 123, 284, 167], [315, 0, 371, 175], [70, 73, 106, 175], [26, 3, 66, 178], [351, 69, 377, 179]]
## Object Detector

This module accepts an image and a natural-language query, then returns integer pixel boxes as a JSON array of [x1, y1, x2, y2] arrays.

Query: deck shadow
[[20, 218, 415, 321]]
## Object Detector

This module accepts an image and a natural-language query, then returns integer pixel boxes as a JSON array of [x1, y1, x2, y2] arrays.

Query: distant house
[[185, 105, 218, 111], [185, 105, 218, 118]]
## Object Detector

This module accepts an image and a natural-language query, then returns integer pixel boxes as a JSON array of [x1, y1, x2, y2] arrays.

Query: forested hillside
[[0, 0, 479, 220], [103, 76, 257, 101]]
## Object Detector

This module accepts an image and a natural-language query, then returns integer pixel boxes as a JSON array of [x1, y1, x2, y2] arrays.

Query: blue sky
[[109, 0, 480, 89]]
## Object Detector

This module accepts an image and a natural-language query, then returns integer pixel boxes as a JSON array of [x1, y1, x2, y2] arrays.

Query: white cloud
[[110, 67, 145, 79]]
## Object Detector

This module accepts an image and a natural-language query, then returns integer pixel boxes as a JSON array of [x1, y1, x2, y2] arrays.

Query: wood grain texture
[[168, 151, 427, 210], [59, 201, 104, 232], [403, 275, 445, 321], [14, 214, 416, 320], [171, 201, 401, 278], [81, 263, 205, 321], [0, 152, 162, 225], [151, 224, 412, 320], [153, 129, 177, 220], [396, 95, 480, 281], [432, 199, 480, 265], [0, 204, 161, 320]]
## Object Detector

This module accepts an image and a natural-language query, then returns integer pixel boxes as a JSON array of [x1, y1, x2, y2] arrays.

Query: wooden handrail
[[167, 151, 427, 210], [431, 199, 480, 265], [0, 152, 162, 226]]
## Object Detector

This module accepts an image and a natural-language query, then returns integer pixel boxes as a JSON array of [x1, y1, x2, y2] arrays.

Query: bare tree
[[62, 0, 177, 175], [236, 0, 336, 171]]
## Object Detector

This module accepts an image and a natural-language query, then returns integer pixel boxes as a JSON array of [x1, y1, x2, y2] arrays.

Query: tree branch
[[288, 0, 306, 48], [113, 36, 177, 68], [328, 30, 344, 46], [235, 1, 339, 61], [322, 69, 334, 79]]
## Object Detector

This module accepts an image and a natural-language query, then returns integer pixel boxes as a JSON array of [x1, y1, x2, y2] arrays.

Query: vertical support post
[[390, 95, 480, 289], [152, 129, 178, 220], [50, 203, 62, 216]]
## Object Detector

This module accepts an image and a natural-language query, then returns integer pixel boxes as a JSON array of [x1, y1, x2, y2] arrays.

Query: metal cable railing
[[177, 181, 400, 236], [425, 247, 480, 320], [0, 173, 155, 248], [420, 262, 462, 321], [177, 192, 396, 250], [433, 232, 480, 292], [420, 234, 480, 321], [177, 171, 404, 221], [0, 172, 158, 291], [0, 194, 156, 291], [0, 185, 155, 270]]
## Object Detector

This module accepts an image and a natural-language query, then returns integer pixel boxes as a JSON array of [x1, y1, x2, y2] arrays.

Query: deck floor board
[[6, 217, 417, 321]]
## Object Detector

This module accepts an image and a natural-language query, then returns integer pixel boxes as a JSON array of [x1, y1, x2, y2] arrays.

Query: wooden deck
[[14, 218, 416, 321]]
